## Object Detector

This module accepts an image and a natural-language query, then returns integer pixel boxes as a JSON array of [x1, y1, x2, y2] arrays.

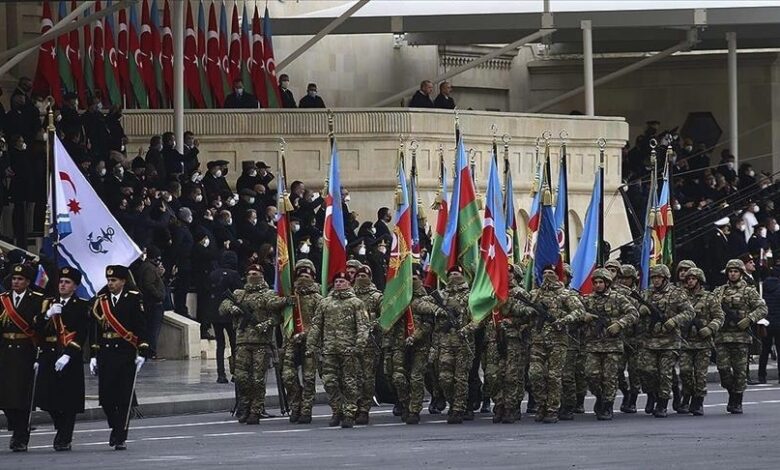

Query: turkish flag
[[162, 0, 174, 104], [32, 0, 62, 104], [140, 0, 159, 108], [250, 6, 268, 107], [92, 0, 108, 104], [118, 9, 130, 106], [184, 1, 205, 108], [69, 0, 88, 107], [228, 3, 241, 85], [206, 2, 225, 107]]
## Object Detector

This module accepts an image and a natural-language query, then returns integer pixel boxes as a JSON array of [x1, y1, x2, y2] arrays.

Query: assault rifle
[[630, 291, 689, 346], [429, 290, 475, 358], [721, 301, 760, 343], [269, 326, 290, 416], [225, 290, 255, 332], [513, 292, 579, 344]]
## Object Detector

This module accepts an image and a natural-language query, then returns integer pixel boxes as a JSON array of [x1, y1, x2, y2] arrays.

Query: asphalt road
[[2, 384, 778, 470]]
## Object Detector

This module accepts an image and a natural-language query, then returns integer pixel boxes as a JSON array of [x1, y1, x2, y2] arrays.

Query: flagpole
[[665, 141, 677, 265], [560, 131, 571, 264], [543, 131, 553, 191], [597, 138, 606, 266], [45, 97, 60, 269]]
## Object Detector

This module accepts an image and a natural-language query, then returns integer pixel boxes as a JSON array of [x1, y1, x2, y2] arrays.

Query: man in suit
[[409, 80, 434, 108], [90, 265, 150, 450], [35, 267, 89, 451], [223, 79, 260, 109], [0, 264, 46, 452], [298, 83, 326, 109], [279, 74, 296, 108], [434, 81, 456, 109], [374, 207, 392, 239]]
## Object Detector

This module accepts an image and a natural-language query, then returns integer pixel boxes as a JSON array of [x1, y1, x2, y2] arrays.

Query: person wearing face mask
[[728, 219, 750, 260], [213, 209, 243, 253], [278, 74, 297, 108], [180, 186, 207, 219], [57, 92, 83, 137], [6, 134, 35, 247], [366, 236, 390, 291], [748, 224, 771, 258], [298, 83, 326, 109], [5, 93, 40, 147], [738, 163, 757, 191], [160, 131, 187, 179], [235, 188, 258, 219], [104, 105, 127, 154], [171, 208, 195, 320], [236, 161, 262, 193], [182, 131, 201, 176], [144, 135, 166, 182], [740, 202, 760, 243], [223, 78, 259, 109], [192, 227, 219, 340], [350, 265, 383, 424], [202, 160, 232, 203]]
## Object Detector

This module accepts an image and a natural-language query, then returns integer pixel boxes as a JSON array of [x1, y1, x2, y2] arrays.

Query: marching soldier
[[528, 265, 585, 423], [282, 264, 323, 424], [560, 263, 587, 419], [614, 265, 643, 413], [308, 271, 370, 428], [220, 264, 290, 424], [680, 268, 724, 415], [90, 265, 149, 450], [638, 265, 694, 418], [383, 265, 439, 424], [0, 264, 46, 452], [670, 260, 697, 411], [35, 267, 89, 451], [713, 259, 767, 414], [352, 265, 383, 424], [580, 269, 639, 420]]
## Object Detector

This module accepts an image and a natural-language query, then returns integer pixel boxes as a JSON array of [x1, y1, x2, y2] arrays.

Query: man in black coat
[[433, 81, 456, 109], [409, 80, 434, 108], [223, 79, 260, 109], [206, 251, 242, 383], [90, 265, 150, 450], [161, 131, 186, 180], [298, 83, 326, 109], [144, 135, 166, 182], [0, 264, 46, 452], [374, 207, 392, 240], [202, 160, 232, 204], [132, 246, 166, 358], [279, 74, 296, 108], [35, 267, 89, 451]]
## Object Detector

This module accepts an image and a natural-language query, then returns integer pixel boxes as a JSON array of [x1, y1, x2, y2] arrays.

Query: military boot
[[463, 409, 475, 421], [289, 409, 301, 424], [726, 392, 735, 413], [446, 411, 463, 424], [328, 413, 341, 427], [406, 412, 420, 425], [392, 403, 403, 416], [619, 392, 631, 413], [623, 392, 638, 413], [677, 395, 690, 414], [237, 411, 249, 424], [428, 401, 441, 414], [653, 398, 669, 418], [481, 397, 491, 413], [690, 396, 704, 416], [542, 412, 559, 424], [593, 396, 602, 414], [558, 407, 574, 421], [644, 392, 656, 414], [297, 414, 312, 424], [601, 401, 614, 421], [502, 408, 518, 424], [355, 411, 369, 425], [574, 393, 586, 414], [245, 413, 260, 425], [341, 417, 354, 428], [731, 393, 743, 414], [492, 405, 505, 423], [526, 394, 538, 414], [534, 409, 546, 422]]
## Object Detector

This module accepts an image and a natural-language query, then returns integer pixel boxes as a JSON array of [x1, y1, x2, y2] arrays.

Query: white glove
[[89, 357, 98, 376], [33, 362, 39, 372], [54, 354, 70, 372], [46, 303, 63, 319], [135, 356, 145, 372]]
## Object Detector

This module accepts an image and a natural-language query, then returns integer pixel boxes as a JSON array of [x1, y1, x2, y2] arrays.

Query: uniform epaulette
[[127, 290, 141, 295], [30, 291, 44, 296]]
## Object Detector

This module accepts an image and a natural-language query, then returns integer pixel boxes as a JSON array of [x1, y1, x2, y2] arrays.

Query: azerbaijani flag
[[274, 159, 296, 338], [657, 157, 674, 267], [570, 170, 602, 294], [554, 155, 568, 257], [240, 2, 253, 95], [321, 145, 347, 294], [503, 159, 521, 265], [523, 156, 544, 289], [379, 158, 414, 331], [425, 160, 453, 288], [410, 153, 421, 257], [640, 172, 660, 289], [469, 153, 509, 323]]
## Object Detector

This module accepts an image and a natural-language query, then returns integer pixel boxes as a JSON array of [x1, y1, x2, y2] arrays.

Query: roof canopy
[[273, 1, 780, 52]]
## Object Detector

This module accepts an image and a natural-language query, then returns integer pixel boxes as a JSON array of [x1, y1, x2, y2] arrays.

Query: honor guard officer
[[0, 264, 46, 452], [35, 267, 89, 451], [90, 265, 149, 450]]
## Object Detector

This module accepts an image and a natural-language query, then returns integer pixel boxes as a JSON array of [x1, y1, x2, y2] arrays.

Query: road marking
[[263, 428, 314, 433], [374, 423, 406, 427], [141, 435, 194, 441], [203, 432, 256, 437]]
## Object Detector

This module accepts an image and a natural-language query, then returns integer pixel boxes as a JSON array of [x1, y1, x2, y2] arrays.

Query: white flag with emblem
[[49, 135, 141, 297]]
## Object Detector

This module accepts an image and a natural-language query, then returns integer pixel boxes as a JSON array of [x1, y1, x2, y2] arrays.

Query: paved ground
[[3, 383, 778, 469]]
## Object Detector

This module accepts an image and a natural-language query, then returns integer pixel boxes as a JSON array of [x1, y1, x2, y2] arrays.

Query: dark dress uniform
[[34, 268, 89, 450], [0, 264, 46, 451], [90, 265, 150, 449]]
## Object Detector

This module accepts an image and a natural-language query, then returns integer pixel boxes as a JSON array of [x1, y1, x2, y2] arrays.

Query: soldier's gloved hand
[[582, 313, 597, 323], [89, 357, 98, 376], [662, 319, 676, 332], [54, 354, 70, 372], [293, 332, 306, 344], [135, 356, 146, 372], [305, 347, 319, 358], [255, 320, 272, 333], [230, 305, 242, 315], [606, 323, 622, 336], [405, 336, 415, 347], [737, 317, 752, 330], [698, 326, 713, 338], [45, 303, 63, 319], [551, 319, 566, 331], [33, 361, 39, 372]]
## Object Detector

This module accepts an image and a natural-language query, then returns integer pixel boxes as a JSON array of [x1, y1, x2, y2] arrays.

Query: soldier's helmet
[[685, 267, 706, 284], [592, 268, 614, 284], [649, 264, 671, 279], [619, 264, 639, 280], [677, 259, 697, 272], [295, 258, 317, 273], [346, 259, 363, 270], [604, 259, 621, 271], [725, 259, 746, 273]]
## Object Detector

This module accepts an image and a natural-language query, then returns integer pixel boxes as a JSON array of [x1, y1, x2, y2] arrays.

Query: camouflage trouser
[[585, 351, 623, 402], [234, 344, 269, 416], [638, 348, 678, 400], [561, 347, 587, 411], [716, 343, 749, 393], [385, 347, 409, 411], [680, 348, 710, 398], [438, 346, 471, 413], [529, 342, 566, 414], [483, 339, 504, 407], [618, 342, 642, 394], [357, 346, 378, 413], [503, 337, 529, 412], [387, 345, 430, 414], [321, 353, 360, 419], [281, 340, 317, 417], [426, 345, 445, 407]]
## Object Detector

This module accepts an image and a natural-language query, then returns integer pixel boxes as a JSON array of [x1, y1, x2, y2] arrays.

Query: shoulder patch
[[31, 291, 44, 296], [127, 290, 141, 295]]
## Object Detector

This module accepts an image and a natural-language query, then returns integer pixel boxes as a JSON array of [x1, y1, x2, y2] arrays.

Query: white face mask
[[214, 200, 222, 208], [753, 205, 760, 213], [760, 228, 768, 237], [96, 102, 104, 112], [235, 88, 243, 95], [748, 170, 756, 177], [370, 227, 376, 235], [248, 197, 255, 204], [773, 223, 780, 232], [115, 167, 124, 177], [20, 143, 27, 151], [281, 81, 289, 90], [249, 219, 257, 226], [184, 216, 193, 224], [214, 170, 223, 178], [225, 218, 233, 226], [99, 168, 107, 177], [202, 237, 210, 247], [204, 214, 213, 221], [684, 146, 693, 152], [343, 194, 351, 202], [195, 194, 203, 202], [378, 246, 387, 254], [227, 198, 237, 207], [191, 172, 201, 183], [673, 203, 681, 211], [358, 245, 366, 256], [300, 243, 310, 254], [164, 194, 173, 202], [292, 224, 300, 233], [248, 169, 257, 177]]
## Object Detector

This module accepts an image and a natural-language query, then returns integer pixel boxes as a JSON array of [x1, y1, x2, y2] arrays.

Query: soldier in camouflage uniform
[[669, 260, 697, 411], [638, 264, 695, 418], [346, 259, 363, 282], [614, 265, 643, 413], [352, 265, 383, 424], [220, 265, 292, 424], [679, 268, 724, 416], [383, 266, 441, 424], [308, 271, 370, 428], [528, 266, 586, 423], [282, 264, 323, 424], [435, 266, 474, 424], [712, 259, 767, 414], [559, 263, 588, 419], [580, 269, 639, 420]]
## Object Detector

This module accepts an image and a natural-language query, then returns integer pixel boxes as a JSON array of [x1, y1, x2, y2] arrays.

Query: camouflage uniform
[[680, 268, 724, 415], [308, 287, 370, 426], [638, 265, 695, 417], [580, 269, 640, 420], [528, 273, 585, 423], [435, 278, 474, 423], [712, 259, 767, 413], [281, 277, 323, 422], [219, 279, 289, 422], [613, 265, 643, 413], [383, 280, 439, 423], [560, 297, 587, 418], [352, 278, 383, 420]]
